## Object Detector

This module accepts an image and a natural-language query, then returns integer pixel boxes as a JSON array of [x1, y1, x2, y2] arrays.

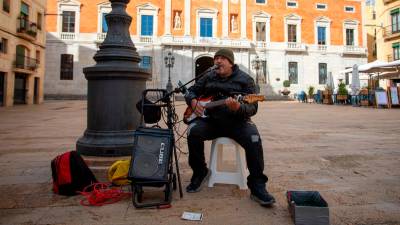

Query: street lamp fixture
[[252, 55, 261, 94], [164, 52, 175, 92]]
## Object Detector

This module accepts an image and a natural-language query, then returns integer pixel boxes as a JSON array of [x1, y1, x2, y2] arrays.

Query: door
[[0, 72, 4, 106], [34, 77, 39, 104], [14, 73, 26, 104], [195, 56, 214, 80]]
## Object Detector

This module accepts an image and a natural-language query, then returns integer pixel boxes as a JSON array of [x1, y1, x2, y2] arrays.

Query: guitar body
[[183, 97, 212, 124], [183, 94, 265, 124]]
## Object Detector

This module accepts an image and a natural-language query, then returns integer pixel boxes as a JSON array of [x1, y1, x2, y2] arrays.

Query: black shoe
[[250, 184, 276, 206], [186, 169, 211, 193]]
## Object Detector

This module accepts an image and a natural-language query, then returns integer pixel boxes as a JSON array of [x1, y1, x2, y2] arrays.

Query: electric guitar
[[183, 94, 265, 124]]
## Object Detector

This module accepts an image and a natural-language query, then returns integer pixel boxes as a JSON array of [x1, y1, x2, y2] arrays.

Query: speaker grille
[[132, 153, 159, 177], [128, 128, 173, 183]]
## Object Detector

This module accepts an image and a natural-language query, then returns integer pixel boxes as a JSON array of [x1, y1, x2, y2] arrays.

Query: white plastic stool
[[208, 137, 248, 190]]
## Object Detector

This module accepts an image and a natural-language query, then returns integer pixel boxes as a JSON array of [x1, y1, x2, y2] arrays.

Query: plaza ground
[[0, 100, 399, 225]]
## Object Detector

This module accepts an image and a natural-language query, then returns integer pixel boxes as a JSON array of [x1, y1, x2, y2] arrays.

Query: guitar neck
[[205, 99, 226, 109]]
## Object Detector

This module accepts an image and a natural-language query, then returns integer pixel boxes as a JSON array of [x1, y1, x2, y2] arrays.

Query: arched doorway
[[195, 56, 214, 79]]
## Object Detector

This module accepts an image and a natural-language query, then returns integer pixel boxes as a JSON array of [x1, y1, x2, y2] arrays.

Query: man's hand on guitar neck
[[191, 99, 205, 117], [225, 97, 241, 111]]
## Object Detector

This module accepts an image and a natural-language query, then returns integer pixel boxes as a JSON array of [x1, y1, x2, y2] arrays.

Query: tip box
[[287, 190, 329, 225]]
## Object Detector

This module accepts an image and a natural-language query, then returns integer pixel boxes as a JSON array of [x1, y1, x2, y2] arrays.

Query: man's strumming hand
[[191, 99, 205, 116]]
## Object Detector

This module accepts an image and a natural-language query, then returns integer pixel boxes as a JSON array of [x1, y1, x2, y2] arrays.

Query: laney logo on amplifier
[[158, 143, 165, 164]]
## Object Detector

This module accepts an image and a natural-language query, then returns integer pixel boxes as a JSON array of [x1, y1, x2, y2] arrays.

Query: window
[[256, 0, 266, 4], [101, 13, 108, 33], [2, 0, 10, 13], [287, 1, 298, 8], [62, 11, 76, 33], [316, 3, 327, 10], [60, 54, 73, 80], [19, 2, 29, 31], [319, 63, 327, 84], [141, 15, 153, 36], [317, 26, 326, 45], [288, 24, 297, 42], [288, 62, 298, 84], [393, 43, 400, 61], [256, 22, 266, 41], [346, 28, 354, 46], [391, 9, 400, 34], [37, 13, 42, 30], [139, 56, 152, 73], [200, 18, 213, 37], [0, 38, 7, 53], [20, 2, 29, 17], [345, 6, 355, 13], [253, 12, 271, 43]]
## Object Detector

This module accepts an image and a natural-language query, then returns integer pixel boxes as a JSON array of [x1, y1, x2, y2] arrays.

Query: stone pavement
[[0, 100, 400, 225]]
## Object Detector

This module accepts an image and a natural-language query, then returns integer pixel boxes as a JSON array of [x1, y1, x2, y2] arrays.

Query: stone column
[[222, 0, 229, 38], [165, 0, 172, 35], [76, 0, 151, 156], [240, 0, 246, 39], [184, 0, 191, 36]]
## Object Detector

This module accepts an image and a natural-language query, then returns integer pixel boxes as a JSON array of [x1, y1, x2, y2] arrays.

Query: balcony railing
[[285, 42, 307, 51], [383, 24, 400, 39], [17, 17, 37, 39], [60, 32, 76, 40], [14, 54, 39, 71], [139, 36, 153, 43], [342, 45, 367, 55], [96, 33, 107, 42]]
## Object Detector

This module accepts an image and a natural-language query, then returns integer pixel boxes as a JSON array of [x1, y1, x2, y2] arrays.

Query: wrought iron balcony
[[17, 17, 37, 39], [14, 54, 39, 71], [383, 24, 400, 40]]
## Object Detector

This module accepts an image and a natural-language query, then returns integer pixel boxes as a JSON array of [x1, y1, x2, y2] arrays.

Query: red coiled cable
[[79, 182, 132, 206]]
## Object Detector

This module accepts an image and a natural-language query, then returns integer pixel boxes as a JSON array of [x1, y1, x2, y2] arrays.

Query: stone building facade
[[0, 0, 46, 106], [45, 0, 368, 99]]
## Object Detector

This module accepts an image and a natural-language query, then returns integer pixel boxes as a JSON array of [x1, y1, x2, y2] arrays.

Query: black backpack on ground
[[51, 151, 97, 196]]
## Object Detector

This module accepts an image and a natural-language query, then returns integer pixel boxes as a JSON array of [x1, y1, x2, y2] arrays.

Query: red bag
[[51, 151, 97, 196]]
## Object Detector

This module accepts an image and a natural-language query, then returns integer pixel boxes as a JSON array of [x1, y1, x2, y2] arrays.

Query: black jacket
[[184, 65, 258, 123]]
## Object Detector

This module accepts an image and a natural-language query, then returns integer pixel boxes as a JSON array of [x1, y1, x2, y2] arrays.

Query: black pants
[[187, 119, 268, 186]]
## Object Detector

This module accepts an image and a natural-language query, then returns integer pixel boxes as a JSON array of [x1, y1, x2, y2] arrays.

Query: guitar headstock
[[242, 94, 266, 103]]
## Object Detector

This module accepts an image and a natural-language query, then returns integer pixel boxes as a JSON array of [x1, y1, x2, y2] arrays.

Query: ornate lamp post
[[252, 55, 261, 94], [76, 0, 151, 156], [164, 52, 175, 92]]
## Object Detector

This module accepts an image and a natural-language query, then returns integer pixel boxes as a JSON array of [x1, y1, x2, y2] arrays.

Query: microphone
[[210, 64, 220, 70], [176, 80, 188, 94]]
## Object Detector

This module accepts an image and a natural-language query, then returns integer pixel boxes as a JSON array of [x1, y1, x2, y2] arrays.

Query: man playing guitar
[[184, 48, 275, 207]]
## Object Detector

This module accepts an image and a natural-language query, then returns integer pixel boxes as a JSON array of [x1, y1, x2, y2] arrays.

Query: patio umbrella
[[326, 72, 334, 90], [351, 64, 360, 94]]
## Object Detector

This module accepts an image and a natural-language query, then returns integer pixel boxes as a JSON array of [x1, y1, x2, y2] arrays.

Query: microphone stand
[[151, 65, 215, 199]]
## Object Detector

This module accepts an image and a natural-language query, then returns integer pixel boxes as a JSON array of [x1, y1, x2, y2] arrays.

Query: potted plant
[[337, 82, 348, 102], [308, 86, 315, 103], [281, 80, 291, 96]]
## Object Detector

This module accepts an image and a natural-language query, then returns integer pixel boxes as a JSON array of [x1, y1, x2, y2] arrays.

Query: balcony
[[60, 32, 76, 40], [383, 0, 397, 4], [14, 54, 39, 71], [17, 17, 37, 41], [96, 33, 107, 42], [285, 42, 307, 52], [342, 45, 367, 56], [383, 24, 400, 41]]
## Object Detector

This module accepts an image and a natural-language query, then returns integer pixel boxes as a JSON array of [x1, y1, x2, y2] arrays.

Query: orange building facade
[[45, 0, 368, 98]]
